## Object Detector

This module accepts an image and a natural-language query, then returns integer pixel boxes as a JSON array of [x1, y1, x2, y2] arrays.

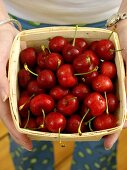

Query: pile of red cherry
[[18, 34, 119, 135]]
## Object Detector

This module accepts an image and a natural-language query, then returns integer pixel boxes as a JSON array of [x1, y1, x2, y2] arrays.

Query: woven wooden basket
[[8, 26, 126, 141]]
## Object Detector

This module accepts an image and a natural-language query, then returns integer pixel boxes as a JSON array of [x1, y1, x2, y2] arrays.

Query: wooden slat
[[0, 136, 15, 170], [53, 141, 74, 168], [117, 129, 127, 170], [0, 120, 8, 138], [55, 153, 73, 170]]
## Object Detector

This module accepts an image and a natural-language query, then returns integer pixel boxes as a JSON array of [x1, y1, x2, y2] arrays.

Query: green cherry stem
[[57, 59, 62, 69], [24, 63, 38, 76], [24, 110, 30, 129], [72, 25, 78, 46], [39, 109, 45, 128], [58, 128, 65, 147], [41, 44, 51, 54], [19, 94, 35, 111], [64, 97, 77, 105], [104, 91, 109, 114], [78, 108, 90, 136], [41, 45, 46, 53], [88, 117, 95, 132], [110, 48, 124, 53], [74, 66, 98, 76], [108, 30, 114, 40]]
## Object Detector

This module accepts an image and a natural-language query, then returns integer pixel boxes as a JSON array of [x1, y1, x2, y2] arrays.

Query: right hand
[[0, 23, 32, 151]]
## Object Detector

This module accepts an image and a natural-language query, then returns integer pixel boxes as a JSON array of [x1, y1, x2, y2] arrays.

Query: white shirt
[[4, 0, 122, 25]]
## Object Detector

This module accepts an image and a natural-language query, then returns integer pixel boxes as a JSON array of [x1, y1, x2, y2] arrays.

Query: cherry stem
[[24, 63, 38, 76], [24, 110, 30, 129], [39, 109, 45, 128], [88, 118, 94, 132], [110, 49, 124, 53], [86, 56, 91, 64], [19, 94, 35, 111], [41, 44, 51, 54], [104, 91, 109, 114], [74, 66, 98, 76], [78, 108, 90, 136], [84, 116, 95, 131], [41, 45, 46, 53], [65, 97, 77, 105], [57, 59, 62, 69], [72, 25, 78, 46], [58, 128, 65, 147], [108, 30, 114, 40]]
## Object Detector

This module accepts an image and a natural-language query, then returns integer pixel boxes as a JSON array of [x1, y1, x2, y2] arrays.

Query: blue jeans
[[10, 15, 117, 170]]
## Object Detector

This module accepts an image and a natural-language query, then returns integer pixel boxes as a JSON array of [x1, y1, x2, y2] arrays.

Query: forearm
[[118, 0, 127, 13], [0, 0, 9, 19]]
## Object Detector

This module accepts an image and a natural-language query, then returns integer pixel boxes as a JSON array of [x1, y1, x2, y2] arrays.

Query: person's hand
[[104, 20, 127, 150], [0, 23, 32, 151]]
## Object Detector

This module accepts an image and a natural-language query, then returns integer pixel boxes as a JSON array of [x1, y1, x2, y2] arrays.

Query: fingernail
[[104, 146, 111, 150], [21, 146, 32, 151], [1, 90, 8, 102], [26, 148, 33, 152]]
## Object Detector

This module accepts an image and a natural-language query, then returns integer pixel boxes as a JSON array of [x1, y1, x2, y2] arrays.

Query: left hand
[[104, 20, 127, 150]]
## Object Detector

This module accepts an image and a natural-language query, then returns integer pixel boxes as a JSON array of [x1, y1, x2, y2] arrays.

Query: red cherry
[[36, 116, 48, 132], [35, 66, 42, 75], [100, 61, 117, 79], [96, 39, 115, 61], [18, 69, 32, 88], [37, 69, 56, 89], [20, 90, 30, 98], [49, 86, 69, 100], [107, 93, 119, 113], [72, 83, 90, 101], [21, 117, 37, 129], [20, 47, 36, 67], [80, 105, 93, 122], [89, 41, 99, 52], [18, 94, 30, 117], [83, 71, 98, 85], [37, 50, 48, 69], [92, 74, 113, 93], [45, 112, 66, 132], [66, 114, 86, 133], [49, 36, 68, 53], [57, 94, 79, 116], [74, 38, 88, 52], [27, 80, 45, 95], [84, 92, 106, 116], [30, 94, 55, 116], [57, 64, 78, 88], [73, 50, 99, 73], [45, 53, 63, 71], [62, 43, 82, 63], [93, 113, 117, 130]]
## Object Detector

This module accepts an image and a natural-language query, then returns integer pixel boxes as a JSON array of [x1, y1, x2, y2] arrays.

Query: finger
[[103, 131, 121, 150], [0, 27, 18, 102], [123, 120, 127, 128], [103, 120, 127, 150], [0, 99, 33, 151], [0, 31, 15, 101]]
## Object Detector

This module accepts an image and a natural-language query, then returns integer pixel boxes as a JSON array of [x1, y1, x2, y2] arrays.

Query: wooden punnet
[[8, 26, 126, 141]]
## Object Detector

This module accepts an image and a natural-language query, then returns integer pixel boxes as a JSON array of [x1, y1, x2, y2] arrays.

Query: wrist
[[106, 13, 127, 28], [116, 19, 127, 31]]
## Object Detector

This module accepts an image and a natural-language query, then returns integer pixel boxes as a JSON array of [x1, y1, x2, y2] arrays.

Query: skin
[[0, 0, 127, 151]]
